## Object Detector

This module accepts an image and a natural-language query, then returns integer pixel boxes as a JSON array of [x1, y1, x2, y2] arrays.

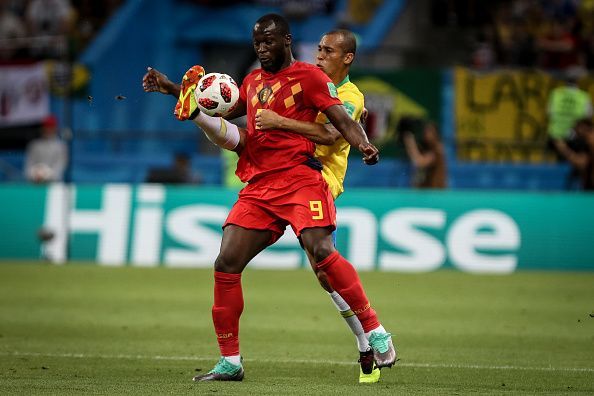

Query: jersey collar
[[336, 75, 350, 88]]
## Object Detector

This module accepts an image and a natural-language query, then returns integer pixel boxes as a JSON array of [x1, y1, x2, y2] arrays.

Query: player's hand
[[142, 67, 172, 95], [359, 142, 379, 165], [403, 131, 414, 143], [361, 107, 369, 125], [255, 109, 283, 130]]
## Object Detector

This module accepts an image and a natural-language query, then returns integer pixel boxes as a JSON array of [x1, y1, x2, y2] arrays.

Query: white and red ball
[[194, 72, 239, 117]]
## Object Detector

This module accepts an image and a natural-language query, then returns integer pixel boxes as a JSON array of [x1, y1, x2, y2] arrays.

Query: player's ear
[[285, 33, 292, 47], [344, 52, 354, 66]]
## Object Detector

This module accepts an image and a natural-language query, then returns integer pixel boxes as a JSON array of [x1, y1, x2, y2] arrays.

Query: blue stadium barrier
[[344, 159, 412, 189], [70, 153, 222, 185], [448, 163, 572, 191], [0, 150, 575, 191], [0, 152, 25, 182]]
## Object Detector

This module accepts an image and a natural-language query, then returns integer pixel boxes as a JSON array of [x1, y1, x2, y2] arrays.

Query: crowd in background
[[431, 0, 594, 72], [0, 0, 122, 62], [472, 0, 594, 72], [1, 0, 593, 190]]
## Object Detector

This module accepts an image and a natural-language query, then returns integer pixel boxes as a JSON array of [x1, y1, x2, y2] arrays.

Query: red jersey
[[236, 61, 342, 182]]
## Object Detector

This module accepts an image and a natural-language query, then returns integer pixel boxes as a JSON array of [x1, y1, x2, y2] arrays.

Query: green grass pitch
[[0, 262, 593, 395]]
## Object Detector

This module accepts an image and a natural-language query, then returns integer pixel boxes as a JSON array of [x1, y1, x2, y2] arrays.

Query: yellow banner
[[454, 67, 594, 163]]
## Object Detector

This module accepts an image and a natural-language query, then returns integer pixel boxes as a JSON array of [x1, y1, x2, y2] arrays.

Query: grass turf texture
[[0, 263, 593, 395]]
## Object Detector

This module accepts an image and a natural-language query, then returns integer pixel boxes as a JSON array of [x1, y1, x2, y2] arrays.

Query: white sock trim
[[328, 291, 370, 352], [222, 355, 241, 365], [193, 112, 240, 150]]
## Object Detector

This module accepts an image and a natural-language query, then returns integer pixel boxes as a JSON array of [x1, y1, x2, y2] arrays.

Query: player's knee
[[214, 254, 241, 274], [312, 243, 335, 264]]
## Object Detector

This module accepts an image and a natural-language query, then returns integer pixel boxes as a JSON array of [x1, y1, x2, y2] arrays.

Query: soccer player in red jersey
[[143, 14, 395, 382]]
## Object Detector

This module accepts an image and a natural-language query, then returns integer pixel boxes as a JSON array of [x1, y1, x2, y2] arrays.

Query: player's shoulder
[[243, 68, 264, 83], [341, 81, 364, 100], [339, 80, 364, 105], [292, 61, 329, 79], [293, 61, 320, 71]]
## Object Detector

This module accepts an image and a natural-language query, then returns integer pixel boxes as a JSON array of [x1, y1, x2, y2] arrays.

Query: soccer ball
[[194, 72, 239, 117]]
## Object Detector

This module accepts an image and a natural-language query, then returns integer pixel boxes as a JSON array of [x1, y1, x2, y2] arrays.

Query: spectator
[[537, 18, 582, 71], [470, 28, 496, 70], [25, 0, 74, 59], [508, 18, 538, 67], [146, 153, 201, 184], [553, 119, 594, 190], [403, 121, 447, 189], [70, 0, 123, 55], [0, 0, 27, 60], [24, 114, 68, 183], [547, 66, 593, 157]]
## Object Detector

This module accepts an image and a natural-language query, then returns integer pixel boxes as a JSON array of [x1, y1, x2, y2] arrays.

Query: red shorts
[[224, 164, 336, 245]]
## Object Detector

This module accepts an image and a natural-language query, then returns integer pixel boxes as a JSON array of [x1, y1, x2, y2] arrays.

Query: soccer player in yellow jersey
[[142, 29, 394, 384]]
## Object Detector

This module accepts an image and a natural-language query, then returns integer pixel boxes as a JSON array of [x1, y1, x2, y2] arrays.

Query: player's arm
[[552, 139, 588, 170], [255, 109, 339, 145], [403, 132, 436, 168], [323, 104, 379, 164], [142, 67, 180, 97]]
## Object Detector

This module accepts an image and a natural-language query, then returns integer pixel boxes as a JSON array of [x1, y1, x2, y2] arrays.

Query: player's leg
[[173, 65, 246, 152], [307, 249, 368, 351], [286, 167, 396, 371], [193, 112, 244, 151], [300, 227, 397, 370], [301, 227, 380, 332], [305, 248, 380, 383], [174, 65, 205, 120], [193, 224, 274, 382]]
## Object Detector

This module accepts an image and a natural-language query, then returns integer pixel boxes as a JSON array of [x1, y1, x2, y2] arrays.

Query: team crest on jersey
[[258, 86, 273, 104], [327, 82, 338, 98]]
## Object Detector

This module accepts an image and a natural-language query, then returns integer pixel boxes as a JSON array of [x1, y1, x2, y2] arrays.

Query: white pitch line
[[2, 351, 593, 373]]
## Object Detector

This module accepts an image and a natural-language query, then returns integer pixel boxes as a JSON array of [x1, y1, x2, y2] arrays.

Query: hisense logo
[[42, 184, 521, 274]]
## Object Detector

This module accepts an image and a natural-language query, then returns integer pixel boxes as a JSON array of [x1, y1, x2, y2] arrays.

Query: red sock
[[317, 251, 380, 332], [212, 271, 243, 356]]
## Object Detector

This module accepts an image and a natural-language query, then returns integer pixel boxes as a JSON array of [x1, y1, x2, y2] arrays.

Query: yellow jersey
[[314, 75, 364, 199]]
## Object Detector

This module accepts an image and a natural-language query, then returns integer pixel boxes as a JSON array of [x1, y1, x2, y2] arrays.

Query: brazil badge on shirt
[[327, 82, 338, 98]]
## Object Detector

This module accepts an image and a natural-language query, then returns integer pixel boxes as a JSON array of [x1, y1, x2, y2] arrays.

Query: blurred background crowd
[[0, 0, 123, 61], [0, 0, 593, 191], [457, 0, 594, 71]]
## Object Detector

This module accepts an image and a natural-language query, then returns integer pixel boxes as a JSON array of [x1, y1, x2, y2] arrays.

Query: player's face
[[316, 34, 352, 82], [253, 22, 289, 72]]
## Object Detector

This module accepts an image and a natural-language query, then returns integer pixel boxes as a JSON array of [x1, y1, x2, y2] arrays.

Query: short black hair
[[576, 118, 593, 129], [256, 13, 291, 36], [324, 29, 357, 54]]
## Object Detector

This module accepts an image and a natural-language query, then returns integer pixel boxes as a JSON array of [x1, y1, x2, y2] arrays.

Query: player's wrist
[[164, 80, 180, 96], [278, 116, 289, 130]]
